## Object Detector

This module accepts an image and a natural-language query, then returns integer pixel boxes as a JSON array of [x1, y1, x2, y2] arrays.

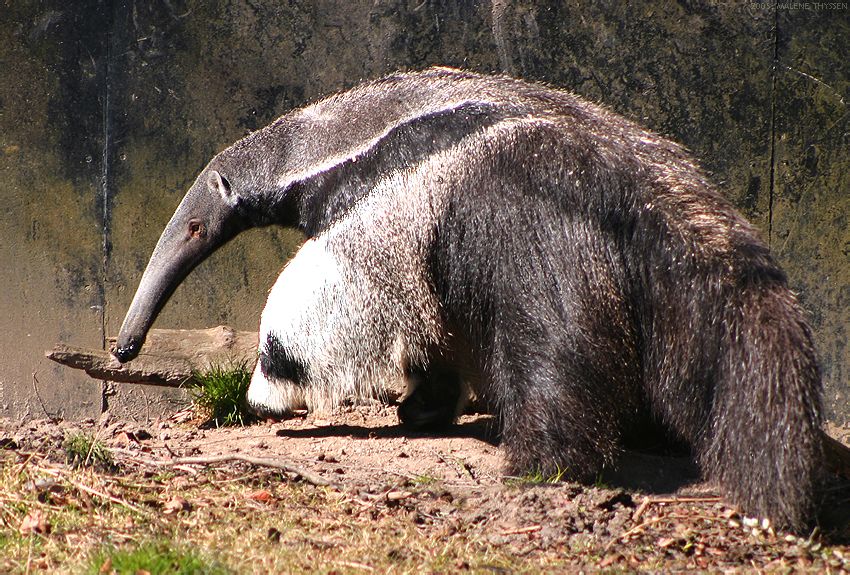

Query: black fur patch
[[259, 333, 308, 385]]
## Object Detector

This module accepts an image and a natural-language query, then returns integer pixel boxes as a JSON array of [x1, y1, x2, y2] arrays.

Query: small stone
[[0, 437, 19, 449], [386, 491, 413, 502], [135, 429, 152, 440], [656, 537, 676, 549], [161, 496, 191, 514]]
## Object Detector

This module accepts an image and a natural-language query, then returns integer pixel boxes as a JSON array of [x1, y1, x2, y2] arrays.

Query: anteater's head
[[113, 161, 255, 363]]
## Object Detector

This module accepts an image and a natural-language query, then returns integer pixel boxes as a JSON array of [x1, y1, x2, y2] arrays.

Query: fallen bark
[[125, 452, 338, 488], [46, 326, 258, 387]]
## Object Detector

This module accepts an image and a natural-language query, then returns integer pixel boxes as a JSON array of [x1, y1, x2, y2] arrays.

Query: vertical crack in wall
[[491, 0, 514, 74], [98, 6, 116, 413], [767, 4, 779, 249]]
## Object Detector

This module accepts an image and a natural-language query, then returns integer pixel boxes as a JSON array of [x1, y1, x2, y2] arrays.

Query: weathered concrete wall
[[1, 3, 107, 419], [771, 9, 850, 419], [1, 1, 847, 422]]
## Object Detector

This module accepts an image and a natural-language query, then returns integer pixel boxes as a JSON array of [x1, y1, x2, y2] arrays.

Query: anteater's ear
[[207, 170, 237, 206]]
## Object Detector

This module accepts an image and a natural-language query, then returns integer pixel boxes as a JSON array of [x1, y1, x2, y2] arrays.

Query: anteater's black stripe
[[260, 332, 308, 385]]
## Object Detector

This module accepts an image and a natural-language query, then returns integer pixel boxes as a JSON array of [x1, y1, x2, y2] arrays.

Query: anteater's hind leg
[[484, 320, 639, 482], [496, 371, 620, 481]]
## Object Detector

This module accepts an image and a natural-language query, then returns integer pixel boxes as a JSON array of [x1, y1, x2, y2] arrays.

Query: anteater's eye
[[188, 220, 205, 238]]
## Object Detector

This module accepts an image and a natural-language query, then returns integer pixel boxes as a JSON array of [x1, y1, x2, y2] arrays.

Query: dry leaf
[[246, 489, 273, 503], [169, 476, 192, 490], [162, 495, 191, 514], [19, 509, 50, 535]]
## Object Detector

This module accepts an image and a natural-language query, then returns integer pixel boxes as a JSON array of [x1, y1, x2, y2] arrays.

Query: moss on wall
[[771, 10, 850, 420]]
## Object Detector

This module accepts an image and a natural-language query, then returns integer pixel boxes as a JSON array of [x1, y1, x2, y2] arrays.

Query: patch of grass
[[505, 466, 568, 486], [0, 450, 137, 573], [150, 470, 177, 483], [63, 431, 115, 471], [190, 361, 254, 427], [411, 474, 440, 486], [593, 472, 611, 489], [84, 541, 229, 575]]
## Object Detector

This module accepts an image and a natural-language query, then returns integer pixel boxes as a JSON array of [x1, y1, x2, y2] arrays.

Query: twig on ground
[[334, 560, 374, 571], [642, 496, 722, 504], [632, 495, 722, 523], [121, 452, 337, 488], [31, 373, 57, 421], [605, 516, 665, 551], [14, 449, 47, 476], [606, 509, 731, 553], [500, 525, 542, 536], [38, 466, 151, 516], [632, 496, 651, 522]]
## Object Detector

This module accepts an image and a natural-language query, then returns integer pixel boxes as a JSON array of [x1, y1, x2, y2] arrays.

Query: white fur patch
[[248, 236, 366, 414], [246, 360, 307, 415]]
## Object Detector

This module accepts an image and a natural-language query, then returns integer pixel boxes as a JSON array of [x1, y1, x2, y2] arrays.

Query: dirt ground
[[3, 403, 850, 573]]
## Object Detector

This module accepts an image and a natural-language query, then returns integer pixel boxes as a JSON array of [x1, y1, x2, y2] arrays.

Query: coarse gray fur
[[115, 67, 823, 530]]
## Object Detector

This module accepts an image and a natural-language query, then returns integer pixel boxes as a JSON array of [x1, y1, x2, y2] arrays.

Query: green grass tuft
[[190, 361, 255, 427], [412, 474, 440, 486], [506, 466, 568, 486], [63, 430, 115, 471], [84, 541, 230, 575], [593, 472, 611, 490]]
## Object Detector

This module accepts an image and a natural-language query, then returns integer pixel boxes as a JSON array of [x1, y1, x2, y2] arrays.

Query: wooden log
[[46, 326, 258, 387]]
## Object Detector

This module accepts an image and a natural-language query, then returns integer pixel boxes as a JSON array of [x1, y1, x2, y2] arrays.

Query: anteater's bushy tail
[[697, 280, 823, 530]]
